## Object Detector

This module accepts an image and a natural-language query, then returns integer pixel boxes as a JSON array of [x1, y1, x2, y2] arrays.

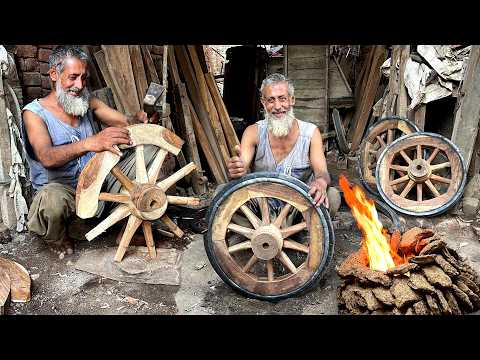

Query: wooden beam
[[94, 49, 125, 113], [451, 45, 480, 171], [129, 45, 149, 108], [101, 45, 140, 115], [161, 45, 169, 120], [414, 104, 426, 131], [397, 45, 410, 118], [167, 47, 181, 87]]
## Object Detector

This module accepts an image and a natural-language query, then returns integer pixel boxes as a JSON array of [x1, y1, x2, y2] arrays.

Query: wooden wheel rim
[[376, 132, 466, 216], [205, 172, 334, 299], [359, 116, 419, 194]]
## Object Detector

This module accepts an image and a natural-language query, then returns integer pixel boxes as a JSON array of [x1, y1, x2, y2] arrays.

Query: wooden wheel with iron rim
[[376, 132, 466, 217], [359, 116, 419, 194], [76, 124, 200, 262], [204, 172, 335, 301]]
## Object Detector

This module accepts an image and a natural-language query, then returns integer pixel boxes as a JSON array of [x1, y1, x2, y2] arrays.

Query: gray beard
[[56, 82, 91, 117], [266, 107, 295, 137]]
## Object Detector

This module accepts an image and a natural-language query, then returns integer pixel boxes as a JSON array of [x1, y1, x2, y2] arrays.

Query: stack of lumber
[[82, 45, 239, 195]]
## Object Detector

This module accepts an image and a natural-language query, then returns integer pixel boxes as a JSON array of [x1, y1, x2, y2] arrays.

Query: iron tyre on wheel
[[204, 172, 335, 302]]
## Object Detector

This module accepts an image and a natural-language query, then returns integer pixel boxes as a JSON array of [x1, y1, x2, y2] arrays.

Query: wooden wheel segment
[[359, 117, 419, 194], [208, 179, 332, 298], [376, 132, 466, 216], [76, 124, 200, 262]]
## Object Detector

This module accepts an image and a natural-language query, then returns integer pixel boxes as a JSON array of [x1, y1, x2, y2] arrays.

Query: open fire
[[336, 175, 480, 315]]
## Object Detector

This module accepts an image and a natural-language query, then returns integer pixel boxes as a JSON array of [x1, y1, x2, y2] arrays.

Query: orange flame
[[339, 175, 401, 272]]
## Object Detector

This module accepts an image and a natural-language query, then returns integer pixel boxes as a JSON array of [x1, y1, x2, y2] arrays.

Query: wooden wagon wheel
[[76, 124, 199, 262], [376, 132, 466, 217], [359, 116, 419, 194], [204, 172, 334, 301], [332, 108, 349, 154]]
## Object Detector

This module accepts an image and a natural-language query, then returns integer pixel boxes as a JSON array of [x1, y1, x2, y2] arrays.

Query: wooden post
[[397, 45, 410, 118], [451, 45, 480, 171]]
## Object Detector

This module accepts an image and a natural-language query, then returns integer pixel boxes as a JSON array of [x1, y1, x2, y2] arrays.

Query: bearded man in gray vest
[[22, 45, 159, 257], [227, 73, 341, 218]]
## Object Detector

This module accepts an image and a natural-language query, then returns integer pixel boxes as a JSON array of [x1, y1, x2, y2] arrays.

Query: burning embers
[[336, 176, 480, 315]]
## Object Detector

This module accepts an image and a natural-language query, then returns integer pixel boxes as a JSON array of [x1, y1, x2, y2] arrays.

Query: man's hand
[[309, 177, 329, 208], [227, 145, 247, 179], [85, 127, 132, 156], [128, 110, 149, 124]]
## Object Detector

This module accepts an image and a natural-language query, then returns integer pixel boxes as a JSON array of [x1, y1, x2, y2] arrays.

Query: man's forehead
[[62, 57, 88, 74], [263, 81, 289, 96]]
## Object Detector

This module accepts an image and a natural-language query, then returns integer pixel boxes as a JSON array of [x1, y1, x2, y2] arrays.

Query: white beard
[[266, 107, 295, 137], [56, 82, 91, 117]]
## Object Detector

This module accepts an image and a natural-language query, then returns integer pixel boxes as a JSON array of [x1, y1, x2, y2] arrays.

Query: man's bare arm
[[227, 124, 258, 179], [23, 110, 132, 169], [308, 127, 331, 206], [89, 97, 150, 127]]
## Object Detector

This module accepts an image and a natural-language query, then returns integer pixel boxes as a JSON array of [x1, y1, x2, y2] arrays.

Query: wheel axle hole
[[416, 165, 422, 170], [262, 243, 270, 249], [150, 200, 158, 207]]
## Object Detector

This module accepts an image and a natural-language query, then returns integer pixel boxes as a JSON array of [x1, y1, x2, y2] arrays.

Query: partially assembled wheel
[[204, 172, 335, 301], [376, 132, 467, 217], [359, 116, 419, 195]]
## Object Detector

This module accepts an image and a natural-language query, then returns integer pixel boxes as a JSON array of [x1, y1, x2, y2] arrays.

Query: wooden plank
[[167, 47, 181, 87], [129, 45, 149, 108], [205, 72, 240, 155], [451, 45, 480, 170], [186, 96, 227, 184], [80, 45, 104, 90], [286, 68, 326, 80], [140, 45, 161, 84], [0, 270, 10, 315], [175, 45, 228, 180], [350, 46, 387, 151], [101, 45, 140, 115], [414, 104, 426, 131], [397, 45, 410, 118], [287, 46, 326, 59], [94, 49, 124, 113], [161, 45, 169, 119]]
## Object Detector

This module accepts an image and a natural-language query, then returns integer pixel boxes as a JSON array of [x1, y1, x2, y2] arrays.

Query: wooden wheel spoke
[[430, 174, 452, 184], [228, 240, 252, 254], [387, 129, 394, 144], [114, 214, 143, 262], [111, 165, 135, 192], [273, 203, 292, 228], [390, 165, 408, 172], [277, 251, 298, 274], [240, 204, 261, 229], [281, 221, 307, 239], [157, 162, 196, 191], [399, 150, 412, 164], [399, 180, 415, 198], [376, 135, 387, 149], [259, 197, 270, 224], [227, 223, 255, 239], [283, 239, 309, 253], [98, 192, 130, 204], [166, 195, 200, 206], [243, 255, 258, 273], [417, 183, 423, 202], [266, 260, 274, 281], [147, 148, 168, 184], [389, 175, 409, 186], [417, 145, 422, 160], [430, 162, 451, 171], [142, 221, 156, 259], [427, 148, 440, 164], [85, 205, 131, 241], [425, 179, 441, 197], [135, 144, 148, 183], [160, 214, 184, 238]]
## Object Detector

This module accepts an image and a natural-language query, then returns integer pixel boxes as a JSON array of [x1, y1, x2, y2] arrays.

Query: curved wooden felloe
[[376, 132, 466, 216], [359, 117, 419, 194], [0, 258, 30, 303], [204, 172, 334, 301], [76, 124, 199, 262]]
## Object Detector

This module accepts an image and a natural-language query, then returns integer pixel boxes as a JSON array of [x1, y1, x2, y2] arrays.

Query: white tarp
[[381, 45, 471, 111]]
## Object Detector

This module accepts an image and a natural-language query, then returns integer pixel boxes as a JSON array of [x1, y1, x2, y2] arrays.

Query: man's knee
[[29, 183, 74, 220], [327, 187, 341, 218]]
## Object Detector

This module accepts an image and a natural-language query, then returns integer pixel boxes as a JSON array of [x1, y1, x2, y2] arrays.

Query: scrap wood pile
[[84, 45, 239, 197], [336, 227, 480, 315]]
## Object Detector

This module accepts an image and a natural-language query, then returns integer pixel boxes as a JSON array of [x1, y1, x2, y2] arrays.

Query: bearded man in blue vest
[[22, 45, 159, 257]]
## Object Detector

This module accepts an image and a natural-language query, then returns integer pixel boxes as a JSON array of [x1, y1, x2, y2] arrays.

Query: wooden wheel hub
[[408, 159, 431, 182], [250, 224, 283, 260], [131, 184, 166, 213]]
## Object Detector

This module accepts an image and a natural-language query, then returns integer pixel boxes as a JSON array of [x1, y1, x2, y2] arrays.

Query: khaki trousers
[[27, 146, 159, 244]]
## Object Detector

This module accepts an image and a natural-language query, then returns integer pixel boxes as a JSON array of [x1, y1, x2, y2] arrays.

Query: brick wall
[[14, 45, 55, 105]]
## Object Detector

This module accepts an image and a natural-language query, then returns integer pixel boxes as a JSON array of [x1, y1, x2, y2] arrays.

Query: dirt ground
[[2, 158, 480, 315]]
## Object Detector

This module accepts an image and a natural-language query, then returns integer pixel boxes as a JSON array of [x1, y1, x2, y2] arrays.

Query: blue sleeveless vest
[[21, 99, 96, 190]]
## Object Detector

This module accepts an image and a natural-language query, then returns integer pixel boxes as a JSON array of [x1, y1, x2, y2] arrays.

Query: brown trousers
[[27, 146, 159, 244]]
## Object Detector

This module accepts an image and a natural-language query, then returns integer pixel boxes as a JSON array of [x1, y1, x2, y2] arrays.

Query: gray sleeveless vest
[[253, 119, 317, 184], [21, 99, 96, 190]]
